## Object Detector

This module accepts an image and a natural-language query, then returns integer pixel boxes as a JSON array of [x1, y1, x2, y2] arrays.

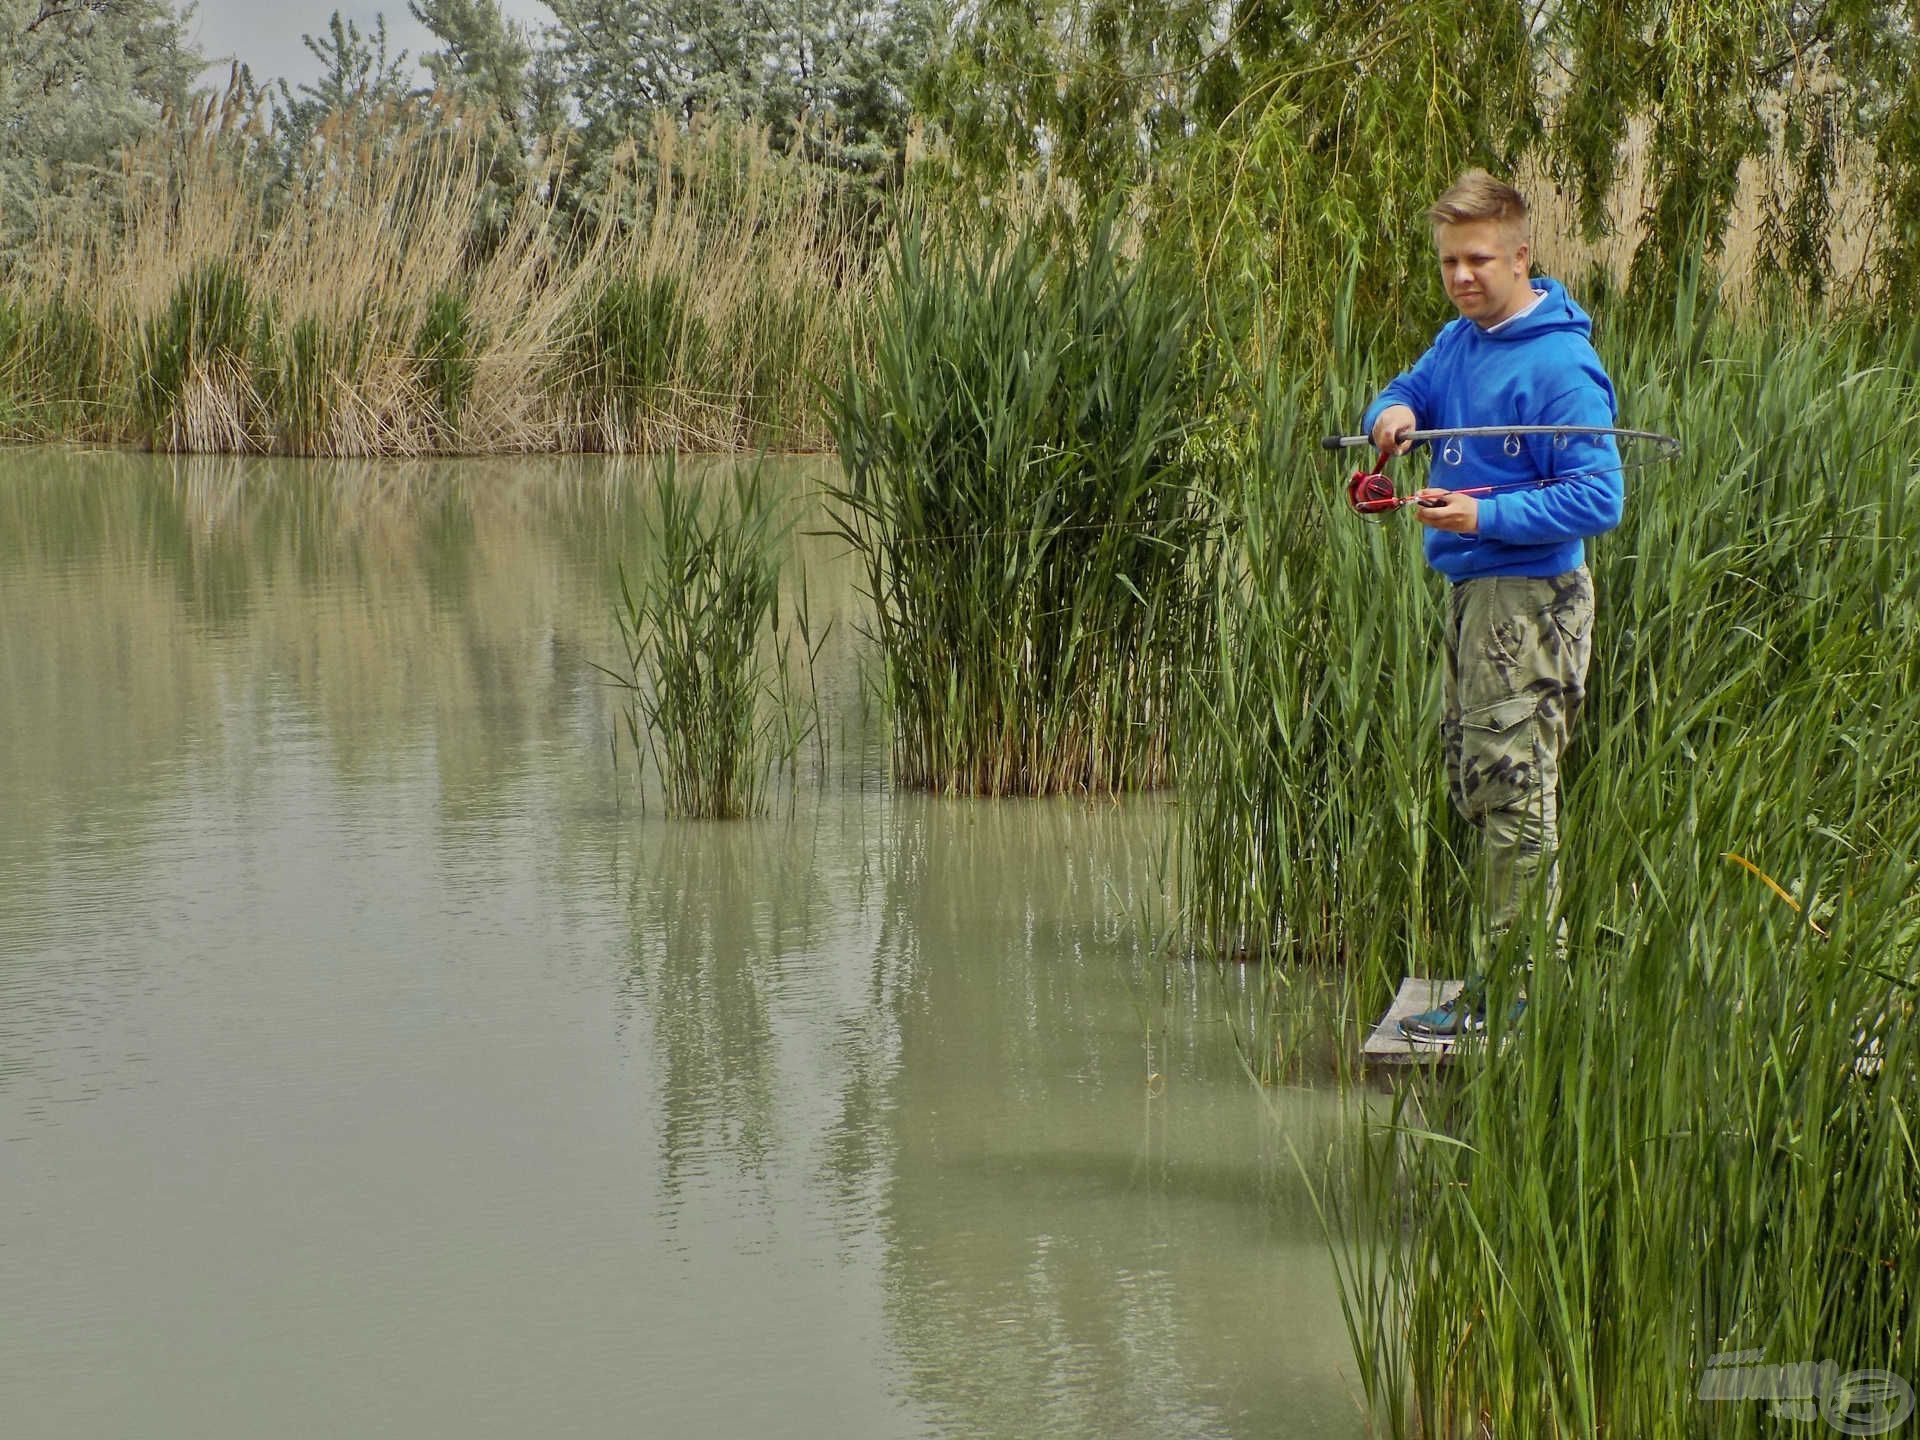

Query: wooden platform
[[1361, 976, 1469, 1066]]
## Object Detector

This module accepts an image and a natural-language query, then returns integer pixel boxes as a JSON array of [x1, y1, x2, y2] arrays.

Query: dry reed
[[5, 94, 858, 456]]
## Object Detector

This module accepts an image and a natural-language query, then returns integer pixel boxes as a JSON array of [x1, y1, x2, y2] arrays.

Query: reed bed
[[825, 214, 1222, 795], [1184, 294, 1920, 1430], [1, 102, 855, 455]]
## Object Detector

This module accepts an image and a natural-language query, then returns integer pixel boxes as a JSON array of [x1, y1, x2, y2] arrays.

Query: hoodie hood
[[1475, 277, 1594, 344]]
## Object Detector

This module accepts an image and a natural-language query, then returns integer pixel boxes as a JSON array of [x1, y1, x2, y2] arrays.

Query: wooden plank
[[1361, 976, 1469, 1066]]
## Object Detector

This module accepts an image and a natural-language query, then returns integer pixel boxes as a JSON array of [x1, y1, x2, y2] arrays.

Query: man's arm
[[1472, 384, 1624, 543], [1361, 336, 1449, 448]]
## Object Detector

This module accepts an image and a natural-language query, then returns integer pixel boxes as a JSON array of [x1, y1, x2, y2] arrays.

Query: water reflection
[[0, 453, 1361, 1438], [851, 798, 1358, 1437], [623, 816, 817, 1196]]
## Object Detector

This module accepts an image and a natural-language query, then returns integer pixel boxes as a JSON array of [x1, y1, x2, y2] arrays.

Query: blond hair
[[1429, 170, 1530, 242]]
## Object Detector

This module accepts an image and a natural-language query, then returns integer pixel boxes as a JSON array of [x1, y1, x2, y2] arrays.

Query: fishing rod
[[1319, 425, 1683, 516]]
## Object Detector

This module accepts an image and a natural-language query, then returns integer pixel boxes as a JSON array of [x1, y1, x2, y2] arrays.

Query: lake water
[[0, 451, 1363, 1438]]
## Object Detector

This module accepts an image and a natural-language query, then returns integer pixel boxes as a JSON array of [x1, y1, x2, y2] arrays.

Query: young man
[[1361, 170, 1623, 1039]]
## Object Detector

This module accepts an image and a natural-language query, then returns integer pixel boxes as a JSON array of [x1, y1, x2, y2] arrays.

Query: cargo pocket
[[1456, 693, 1541, 821], [1546, 572, 1595, 650], [1549, 598, 1592, 647]]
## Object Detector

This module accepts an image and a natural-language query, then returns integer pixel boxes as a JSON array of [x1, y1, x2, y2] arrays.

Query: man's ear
[[1513, 240, 1531, 271]]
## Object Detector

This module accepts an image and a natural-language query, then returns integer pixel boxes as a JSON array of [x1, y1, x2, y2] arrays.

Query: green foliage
[[1867, 25, 1920, 303], [1176, 358, 1461, 996], [134, 259, 260, 447], [409, 0, 541, 239], [271, 12, 416, 161], [921, 0, 1540, 353], [826, 210, 1222, 794], [1553, 0, 1797, 298], [545, 0, 935, 191], [603, 463, 808, 818], [727, 281, 811, 447], [560, 271, 713, 450], [0, 0, 203, 260], [915, 0, 1220, 199], [920, 0, 1920, 338], [1186, 302, 1920, 1430], [0, 293, 109, 440], [414, 289, 482, 438], [253, 307, 372, 454], [411, 0, 532, 126]]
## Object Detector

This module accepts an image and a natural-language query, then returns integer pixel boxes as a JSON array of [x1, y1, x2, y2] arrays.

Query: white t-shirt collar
[[1481, 286, 1548, 333]]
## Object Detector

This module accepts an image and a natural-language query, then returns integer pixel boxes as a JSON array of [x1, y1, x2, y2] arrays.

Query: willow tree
[[917, 0, 1544, 358], [919, 0, 1920, 339]]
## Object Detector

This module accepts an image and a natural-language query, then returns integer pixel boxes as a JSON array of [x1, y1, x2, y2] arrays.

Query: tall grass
[[3, 102, 856, 455], [132, 258, 260, 450], [603, 463, 818, 818], [1177, 363, 1463, 1052], [1185, 293, 1920, 1429], [825, 213, 1222, 795], [558, 271, 714, 452], [0, 292, 109, 440]]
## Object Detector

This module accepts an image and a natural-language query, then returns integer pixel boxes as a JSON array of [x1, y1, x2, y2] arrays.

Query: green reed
[[253, 307, 374, 455], [0, 292, 108, 440], [603, 463, 815, 819], [1196, 297, 1920, 1431], [825, 212, 1221, 795], [133, 258, 260, 450], [561, 272, 712, 452], [414, 289, 482, 440]]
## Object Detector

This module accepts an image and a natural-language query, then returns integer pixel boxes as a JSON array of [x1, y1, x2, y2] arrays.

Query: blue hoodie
[[1361, 277, 1622, 582]]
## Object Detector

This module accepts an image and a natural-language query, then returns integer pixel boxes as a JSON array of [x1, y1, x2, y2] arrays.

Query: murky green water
[[1, 451, 1361, 1438]]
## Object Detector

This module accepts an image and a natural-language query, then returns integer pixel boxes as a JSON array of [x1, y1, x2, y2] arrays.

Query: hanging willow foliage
[[916, 0, 1920, 334]]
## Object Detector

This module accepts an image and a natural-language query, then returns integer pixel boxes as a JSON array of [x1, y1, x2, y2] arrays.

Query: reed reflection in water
[[0, 452, 1361, 1438]]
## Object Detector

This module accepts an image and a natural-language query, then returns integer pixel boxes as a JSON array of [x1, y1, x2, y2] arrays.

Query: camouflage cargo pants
[[1442, 567, 1595, 954]]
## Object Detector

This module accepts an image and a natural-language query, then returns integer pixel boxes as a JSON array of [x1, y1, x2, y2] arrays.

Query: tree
[[918, 0, 1920, 333], [409, 0, 534, 139], [0, 0, 204, 253], [543, 0, 934, 183], [270, 11, 415, 159], [409, 0, 543, 235]]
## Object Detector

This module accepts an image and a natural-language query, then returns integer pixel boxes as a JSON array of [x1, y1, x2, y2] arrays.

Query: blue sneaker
[[1400, 984, 1487, 1041]]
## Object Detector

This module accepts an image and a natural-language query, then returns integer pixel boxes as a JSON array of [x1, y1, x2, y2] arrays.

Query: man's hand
[[1414, 489, 1478, 533], [1370, 404, 1417, 456]]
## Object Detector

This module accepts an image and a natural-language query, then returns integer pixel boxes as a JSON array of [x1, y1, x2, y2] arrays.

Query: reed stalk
[[3, 104, 858, 456]]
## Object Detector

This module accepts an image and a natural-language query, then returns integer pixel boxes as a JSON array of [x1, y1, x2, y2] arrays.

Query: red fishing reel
[[1348, 465, 1399, 515], [1348, 446, 1407, 515], [1347, 444, 1457, 514]]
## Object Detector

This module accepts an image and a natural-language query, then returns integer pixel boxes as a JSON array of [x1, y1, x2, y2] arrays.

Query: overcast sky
[[186, 0, 554, 88]]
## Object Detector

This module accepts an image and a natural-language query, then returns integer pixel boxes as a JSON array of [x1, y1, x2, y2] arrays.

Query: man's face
[[1435, 219, 1531, 326]]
